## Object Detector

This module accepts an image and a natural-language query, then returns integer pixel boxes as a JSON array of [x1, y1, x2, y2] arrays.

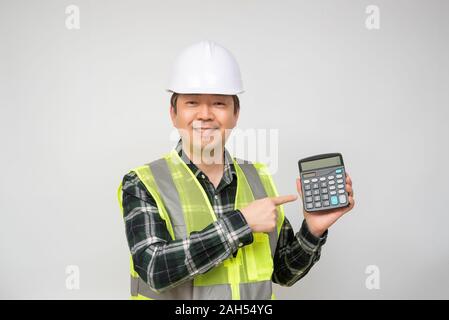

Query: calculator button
[[337, 184, 344, 189], [319, 177, 326, 181], [313, 190, 320, 195], [322, 194, 329, 200], [330, 191, 337, 195], [339, 195, 347, 204], [336, 174, 343, 179], [327, 175, 334, 180], [311, 178, 318, 182], [337, 179, 344, 184], [335, 169, 342, 174], [306, 203, 313, 209], [314, 202, 322, 208], [330, 196, 338, 205], [314, 195, 321, 202], [313, 183, 319, 189], [306, 196, 313, 203], [305, 190, 312, 196], [321, 188, 328, 194], [328, 180, 335, 185], [304, 185, 311, 191], [304, 179, 310, 184], [338, 189, 345, 194], [323, 200, 330, 207], [320, 182, 327, 188], [329, 185, 336, 190]]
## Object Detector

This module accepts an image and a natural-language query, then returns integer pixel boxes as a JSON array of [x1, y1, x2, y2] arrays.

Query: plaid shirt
[[121, 140, 327, 293]]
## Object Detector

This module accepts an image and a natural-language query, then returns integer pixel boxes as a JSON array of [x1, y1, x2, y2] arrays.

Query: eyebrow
[[183, 95, 227, 99]]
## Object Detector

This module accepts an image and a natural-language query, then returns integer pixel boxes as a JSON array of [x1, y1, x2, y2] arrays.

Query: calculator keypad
[[302, 168, 347, 211]]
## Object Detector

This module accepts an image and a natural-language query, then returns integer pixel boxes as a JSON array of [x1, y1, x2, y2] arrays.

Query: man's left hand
[[296, 174, 355, 238]]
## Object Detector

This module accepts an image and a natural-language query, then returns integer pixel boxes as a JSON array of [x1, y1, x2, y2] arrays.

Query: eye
[[213, 102, 225, 106], [186, 101, 197, 105]]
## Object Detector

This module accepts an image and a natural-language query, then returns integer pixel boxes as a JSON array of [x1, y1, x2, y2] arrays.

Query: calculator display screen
[[302, 172, 316, 178], [301, 156, 342, 171]]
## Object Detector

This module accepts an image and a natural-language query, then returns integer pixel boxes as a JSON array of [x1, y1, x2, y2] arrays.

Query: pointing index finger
[[271, 194, 298, 205]]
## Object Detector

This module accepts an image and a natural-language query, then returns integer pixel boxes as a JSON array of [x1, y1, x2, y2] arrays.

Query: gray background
[[1, 0, 448, 299]]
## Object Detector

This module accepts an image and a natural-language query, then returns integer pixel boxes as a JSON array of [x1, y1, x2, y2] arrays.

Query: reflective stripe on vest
[[237, 162, 278, 258], [117, 150, 285, 300], [130, 276, 273, 300]]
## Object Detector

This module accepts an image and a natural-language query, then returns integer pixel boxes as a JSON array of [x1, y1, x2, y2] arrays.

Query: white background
[[1, 0, 448, 299]]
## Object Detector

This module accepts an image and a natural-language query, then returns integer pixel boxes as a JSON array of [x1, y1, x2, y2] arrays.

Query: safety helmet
[[167, 41, 244, 95]]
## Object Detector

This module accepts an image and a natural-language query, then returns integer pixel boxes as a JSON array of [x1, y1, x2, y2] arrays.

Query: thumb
[[272, 194, 298, 205], [296, 178, 302, 195]]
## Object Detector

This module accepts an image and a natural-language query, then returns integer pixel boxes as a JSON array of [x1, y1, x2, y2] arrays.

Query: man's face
[[170, 94, 239, 156]]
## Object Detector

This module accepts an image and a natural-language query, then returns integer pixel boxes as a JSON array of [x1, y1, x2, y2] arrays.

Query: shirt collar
[[175, 139, 236, 184]]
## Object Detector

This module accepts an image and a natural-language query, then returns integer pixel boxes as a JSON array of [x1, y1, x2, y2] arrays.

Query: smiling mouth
[[193, 127, 218, 131], [192, 128, 219, 137]]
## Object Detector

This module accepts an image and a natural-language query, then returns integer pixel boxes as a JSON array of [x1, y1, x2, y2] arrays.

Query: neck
[[182, 141, 225, 177]]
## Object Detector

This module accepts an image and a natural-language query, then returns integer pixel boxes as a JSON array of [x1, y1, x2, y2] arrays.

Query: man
[[117, 41, 355, 300]]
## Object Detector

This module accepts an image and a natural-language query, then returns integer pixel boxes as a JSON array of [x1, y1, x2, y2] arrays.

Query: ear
[[231, 103, 240, 128], [169, 105, 177, 127], [234, 106, 240, 124]]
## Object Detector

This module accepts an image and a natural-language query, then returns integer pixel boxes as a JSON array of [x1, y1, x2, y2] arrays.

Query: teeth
[[193, 128, 218, 135]]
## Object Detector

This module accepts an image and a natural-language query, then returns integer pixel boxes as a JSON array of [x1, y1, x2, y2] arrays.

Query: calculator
[[298, 153, 349, 212]]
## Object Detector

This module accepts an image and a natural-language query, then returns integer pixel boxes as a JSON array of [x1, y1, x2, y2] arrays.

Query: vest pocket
[[244, 233, 273, 281]]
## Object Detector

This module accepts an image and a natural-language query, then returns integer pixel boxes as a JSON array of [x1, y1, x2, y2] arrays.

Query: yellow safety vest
[[117, 150, 285, 300]]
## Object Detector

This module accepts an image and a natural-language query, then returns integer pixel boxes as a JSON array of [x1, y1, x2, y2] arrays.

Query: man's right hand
[[240, 195, 298, 233]]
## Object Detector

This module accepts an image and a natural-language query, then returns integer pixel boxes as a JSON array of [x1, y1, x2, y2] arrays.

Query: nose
[[197, 103, 214, 120]]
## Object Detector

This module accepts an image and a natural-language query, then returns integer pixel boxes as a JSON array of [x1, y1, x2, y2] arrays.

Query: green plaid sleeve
[[272, 218, 328, 286], [121, 172, 253, 293]]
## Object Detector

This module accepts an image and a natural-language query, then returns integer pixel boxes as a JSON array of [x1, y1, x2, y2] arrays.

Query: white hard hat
[[167, 41, 244, 95]]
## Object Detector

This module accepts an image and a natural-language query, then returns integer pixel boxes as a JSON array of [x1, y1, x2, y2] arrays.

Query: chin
[[192, 138, 222, 150]]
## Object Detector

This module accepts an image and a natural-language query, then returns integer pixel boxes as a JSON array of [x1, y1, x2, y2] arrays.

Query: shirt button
[[201, 174, 205, 179], [214, 195, 219, 199]]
